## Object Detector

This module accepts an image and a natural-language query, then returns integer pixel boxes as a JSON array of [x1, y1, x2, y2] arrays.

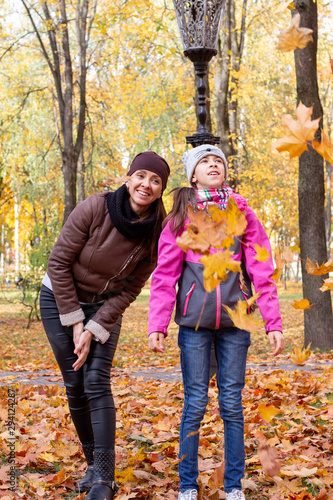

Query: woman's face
[[127, 169, 163, 215]]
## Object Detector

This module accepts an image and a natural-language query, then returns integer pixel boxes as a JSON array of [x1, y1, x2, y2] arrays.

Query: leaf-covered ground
[[0, 283, 333, 500]]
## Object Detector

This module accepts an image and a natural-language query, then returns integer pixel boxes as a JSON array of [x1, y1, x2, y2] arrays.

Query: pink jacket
[[148, 192, 282, 336]]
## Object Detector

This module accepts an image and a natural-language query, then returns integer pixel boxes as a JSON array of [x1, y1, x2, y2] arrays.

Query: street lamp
[[173, 0, 225, 147]]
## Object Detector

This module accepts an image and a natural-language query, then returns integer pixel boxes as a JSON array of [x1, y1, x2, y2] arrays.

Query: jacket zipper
[[215, 284, 221, 329], [98, 241, 145, 295], [183, 282, 196, 316]]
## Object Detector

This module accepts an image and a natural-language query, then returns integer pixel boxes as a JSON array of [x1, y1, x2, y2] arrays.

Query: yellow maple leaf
[[276, 12, 313, 52], [207, 197, 247, 248], [200, 251, 241, 292], [305, 256, 333, 276], [290, 343, 311, 365], [223, 293, 265, 333], [254, 244, 270, 262], [312, 129, 333, 164], [272, 102, 320, 159], [292, 298, 312, 310], [320, 278, 333, 292], [258, 403, 280, 422]]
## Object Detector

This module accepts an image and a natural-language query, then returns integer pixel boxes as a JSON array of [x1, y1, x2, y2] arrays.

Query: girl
[[148, 144, 284, 500], [40, 151, 170, 500]]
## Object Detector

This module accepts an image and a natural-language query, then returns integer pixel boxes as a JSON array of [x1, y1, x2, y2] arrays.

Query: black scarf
[[107, 184, 157, 240]]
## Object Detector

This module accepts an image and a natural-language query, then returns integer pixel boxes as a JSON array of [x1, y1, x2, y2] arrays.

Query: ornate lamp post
[[173, 0, 226, 147]]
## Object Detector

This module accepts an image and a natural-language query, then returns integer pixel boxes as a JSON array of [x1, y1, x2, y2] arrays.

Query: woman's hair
[[163, 187, 198, 233]]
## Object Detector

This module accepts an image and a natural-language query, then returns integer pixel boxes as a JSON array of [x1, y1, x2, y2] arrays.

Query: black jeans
[[40, 285, 121, 450]]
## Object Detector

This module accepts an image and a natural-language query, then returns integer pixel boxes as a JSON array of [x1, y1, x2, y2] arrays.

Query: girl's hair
[[151, 197, 167, 257], [163, 187, 198, 233]]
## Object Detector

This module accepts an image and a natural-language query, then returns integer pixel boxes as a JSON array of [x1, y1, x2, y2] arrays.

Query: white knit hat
[[182, 144, 228, 184]]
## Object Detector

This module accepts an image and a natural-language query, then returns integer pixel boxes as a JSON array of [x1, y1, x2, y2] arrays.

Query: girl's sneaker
[[225, 490, 245, 500], [178, 490, 198, 500]]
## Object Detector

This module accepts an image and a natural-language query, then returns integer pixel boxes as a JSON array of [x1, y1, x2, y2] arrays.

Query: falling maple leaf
[[305, 256, 333, 276], [312, 129, 333, 164], [274, 0, 295, 13], [290, 343, 311, 365], [292, 298, 312, 310], [272, 248, 286, 283], [223, 293, 265, 333], [283, 246, 295, 263], [329, 54, 333, 74], [258, 403, 280, 422], [200, 251, 241, 292], [177, 197, 247, 255], [258, 441, 281, 477], [276, 12, 313, 52], [319, 278, 333, 292], [254, 244, 270, 262], [272, 102, 320, 159]]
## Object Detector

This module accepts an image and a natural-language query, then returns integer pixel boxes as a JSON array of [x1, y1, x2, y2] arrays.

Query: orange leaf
[[276, 12, 313, 51], [208, 463, 225, 489], [320, 278, 333, 292], [305, 256, 333, 276], [290, 343, 311, 365], [258, 441, 281, 477], [292, 298, 312, 310], [312, 129, 333, 164], [254, 244, 270, 262], [272, 102, 320, 159]]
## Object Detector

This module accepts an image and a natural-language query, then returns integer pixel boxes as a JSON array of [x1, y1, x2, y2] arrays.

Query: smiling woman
[[39, 150, 170, 500]]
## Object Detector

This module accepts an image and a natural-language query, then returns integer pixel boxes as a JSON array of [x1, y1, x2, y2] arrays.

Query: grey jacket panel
[[175, 260, 253, 331]]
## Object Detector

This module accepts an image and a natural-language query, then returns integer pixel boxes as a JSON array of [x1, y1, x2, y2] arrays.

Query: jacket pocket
[[183, 282, 196, 316]]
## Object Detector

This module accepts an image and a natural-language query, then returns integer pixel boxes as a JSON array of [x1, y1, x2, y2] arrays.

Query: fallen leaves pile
[[0, 287, 333, 499]]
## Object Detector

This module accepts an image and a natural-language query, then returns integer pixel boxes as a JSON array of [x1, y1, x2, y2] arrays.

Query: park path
[[0, 360, 332, 386]]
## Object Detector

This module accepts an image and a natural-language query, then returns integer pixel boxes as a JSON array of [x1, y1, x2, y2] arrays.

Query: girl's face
[[191, 154, 225, 190], [127, 169, 163, 215]]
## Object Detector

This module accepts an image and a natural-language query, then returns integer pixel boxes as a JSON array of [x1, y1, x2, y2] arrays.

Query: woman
[[40, 151, 170, 500]]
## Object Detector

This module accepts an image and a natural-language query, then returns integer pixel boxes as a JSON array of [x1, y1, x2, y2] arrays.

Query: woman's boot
[[86, 449, 118, 500], [76, 442, 95, 493]]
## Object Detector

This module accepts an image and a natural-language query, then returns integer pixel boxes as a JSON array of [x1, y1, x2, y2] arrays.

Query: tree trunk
[[294, 0, 333, 349], [21, 0, 91, 222], [78, 147, 85, 203]]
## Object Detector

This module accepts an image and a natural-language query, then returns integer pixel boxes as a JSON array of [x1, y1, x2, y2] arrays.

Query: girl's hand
[[73, 321, 84, 349], [268, 330, 285, 356], [148, 332, 165, 353], [73, 330, 93, 371]]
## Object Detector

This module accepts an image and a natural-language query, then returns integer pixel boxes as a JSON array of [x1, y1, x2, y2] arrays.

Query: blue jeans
[[178, 326, 251, 493]]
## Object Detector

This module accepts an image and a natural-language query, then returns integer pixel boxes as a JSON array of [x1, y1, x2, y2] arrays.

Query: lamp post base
[[186, 131, 220, 148]]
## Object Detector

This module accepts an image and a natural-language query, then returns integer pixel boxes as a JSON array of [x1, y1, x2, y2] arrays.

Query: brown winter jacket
[[47, 192, 156, 343]]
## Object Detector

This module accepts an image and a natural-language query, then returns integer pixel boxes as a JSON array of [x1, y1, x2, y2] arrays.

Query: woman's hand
[[148, 332, 165, 353], [73, 321, 84, 350], [73, 329, 93, 371], [268, 330, 285, 356]]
